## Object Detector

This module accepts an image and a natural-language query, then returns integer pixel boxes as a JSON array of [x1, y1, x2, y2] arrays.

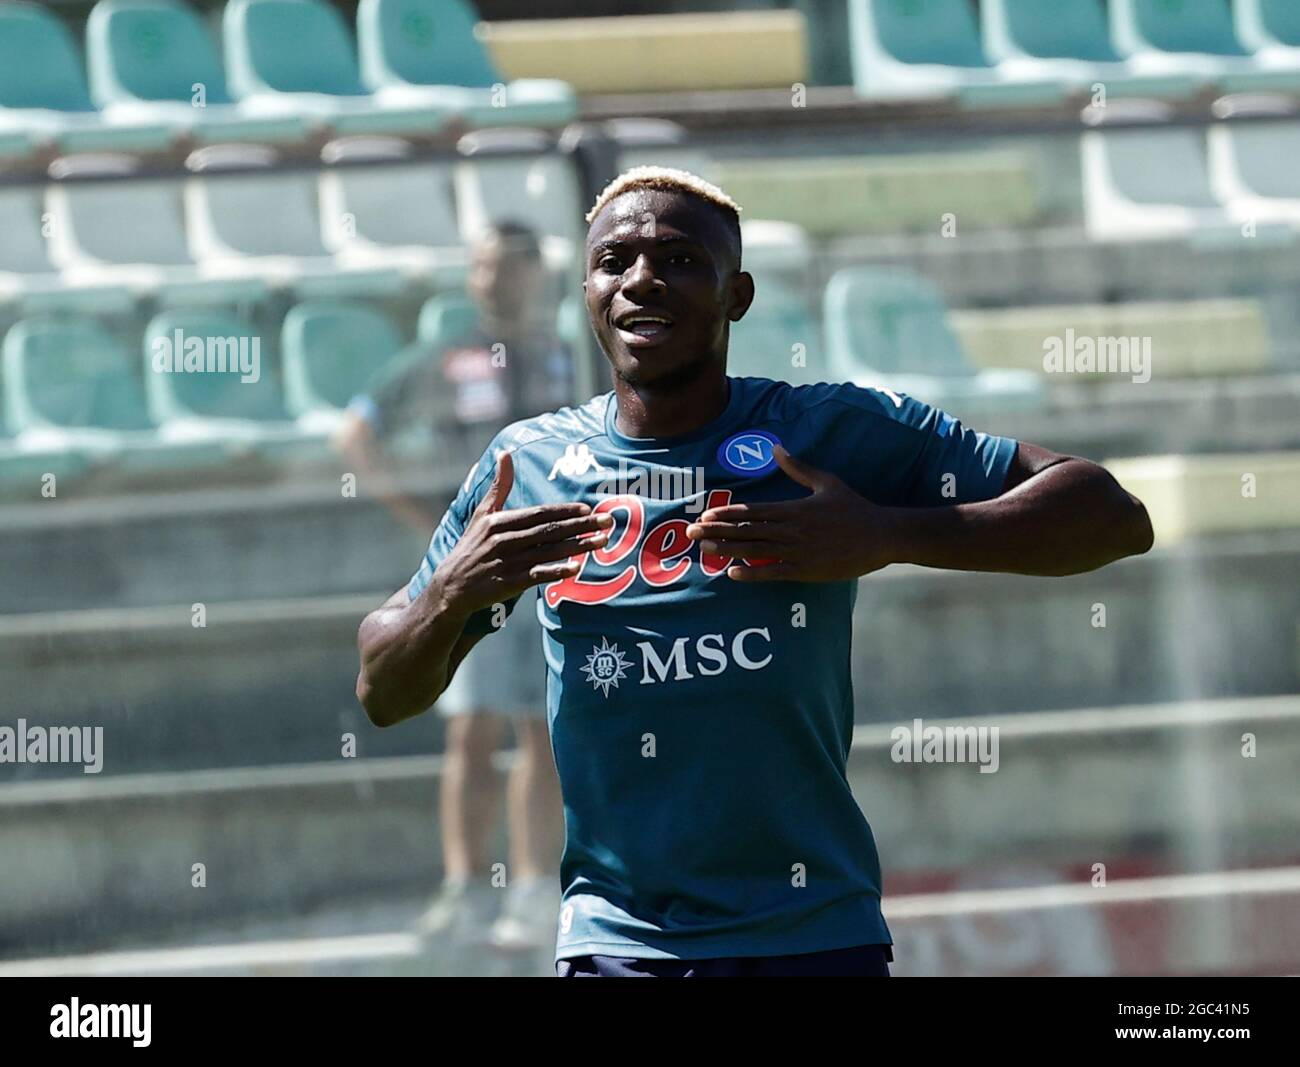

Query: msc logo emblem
[[717, 430, 781, 477], [581, 637, 632, 697]]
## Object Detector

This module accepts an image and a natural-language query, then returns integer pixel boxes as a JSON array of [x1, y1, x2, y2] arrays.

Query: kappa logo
[[548, 442, 609, 481]]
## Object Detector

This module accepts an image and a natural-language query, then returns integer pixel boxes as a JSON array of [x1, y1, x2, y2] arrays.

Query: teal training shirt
[[407, 377, 1018, 960]]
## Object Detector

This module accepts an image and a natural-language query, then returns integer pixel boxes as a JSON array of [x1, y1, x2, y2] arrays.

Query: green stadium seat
[[1234, 0, 1300, 69], [982, 0, 1205, 100], [86, 0, 309, 145], [1208, 114, 1300, 228], [1111, 0, 1300, 92], [846, 0, 1068, 106], [455, 130, 582, 269], [823, 266, 1042, 408], [0, 185, 137, 314], [729, 219, 824, 383], [281, 300, 405, 433], [356, 0, 576, 128], [1079, 101, 1243, 242], [2, 316, 229, 472], [0, 1, 175, 153], [417, 291, 477, 347], [184, 151, 408, 298], [555, 294, 587, 350], [44, 163, 269, 307], [729, 290, 822, 384], [223, 0, 453, 136], [318, 142, 468, 283], [143, 308, 321, 458]]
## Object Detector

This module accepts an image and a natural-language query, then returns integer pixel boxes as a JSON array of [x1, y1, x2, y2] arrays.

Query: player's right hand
[[434, 450, 612, 617]]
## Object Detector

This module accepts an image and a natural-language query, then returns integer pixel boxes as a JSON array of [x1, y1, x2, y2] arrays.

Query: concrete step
[[2, 694, 1296, 961], [3, 865, 1297, 977]]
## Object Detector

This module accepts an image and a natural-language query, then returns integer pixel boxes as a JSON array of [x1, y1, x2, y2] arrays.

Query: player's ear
[[726, 271, 755, 322]]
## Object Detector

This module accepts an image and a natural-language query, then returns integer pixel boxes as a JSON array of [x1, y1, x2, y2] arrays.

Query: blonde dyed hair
[[585, 166, 741, 225]]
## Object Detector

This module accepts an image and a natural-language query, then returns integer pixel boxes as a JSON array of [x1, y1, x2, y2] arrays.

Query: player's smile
[[611, 307, 675, 347]]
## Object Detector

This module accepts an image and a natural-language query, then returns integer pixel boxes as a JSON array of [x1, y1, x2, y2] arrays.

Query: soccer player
[[355, 167, 1154, 977]]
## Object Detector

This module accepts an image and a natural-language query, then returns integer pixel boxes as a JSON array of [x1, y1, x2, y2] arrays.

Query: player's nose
[[621, 253, 666, 297]]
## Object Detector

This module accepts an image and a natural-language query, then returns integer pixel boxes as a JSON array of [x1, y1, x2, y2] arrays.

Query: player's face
[[469, 233, 542, 325], [584, 190, 753, 389]]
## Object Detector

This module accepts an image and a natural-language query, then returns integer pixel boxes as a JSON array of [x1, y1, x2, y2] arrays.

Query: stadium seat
[[1208, 112, 1300, 228], [1110, 0, 1300, 92], [981, 0, 1205, 100], [823, 266, 1042, 408], [729, 219, 824, 382], [417, 291, 478, 347], [281, 300, 405, 433], [44, 159, 269, 306], [729, 289, 821, 384], [555, 293, 587, 350], [455, 130, 582, 270], [356, 0, 576, 128], [223, 0, 452, 136], [846, 0, 1068, 106], [184, 147, 409, 297], [709, 154, 1041, 238], [1079, 101, 1241, 241], [2, 316, 228, 471], [143, 308, 321, 457], [0, 1, 175, 153], [1235, 0, 1300, 70], [86, 0, 309, 145], [0, 184, 138, 314], [318, 139, 468, 282]]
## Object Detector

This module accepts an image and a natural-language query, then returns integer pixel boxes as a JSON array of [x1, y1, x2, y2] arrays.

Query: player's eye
[[669, 253, 693, 265], [597, 255, 622, 272]]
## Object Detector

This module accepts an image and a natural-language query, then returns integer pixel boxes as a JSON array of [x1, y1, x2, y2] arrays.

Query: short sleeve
[[405, 441, 521, 636], [817, 385, 1018, 507]]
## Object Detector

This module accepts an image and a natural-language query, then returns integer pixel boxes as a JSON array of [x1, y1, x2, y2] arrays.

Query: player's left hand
[[684, 445, 902, 582]]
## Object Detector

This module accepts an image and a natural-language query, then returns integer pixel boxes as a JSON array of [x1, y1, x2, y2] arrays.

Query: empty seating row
[[708, 151, 1043, 238], [1107, 451, 1300, 543], [850, 0, 1300, 105], [0, 0, 575, 156], [1084, 102, 1300, 240], [0, 139, 581, 313], [728, 234, 1274, 403], [0, 294, 490, 493], [706, 112, 1300, 245]]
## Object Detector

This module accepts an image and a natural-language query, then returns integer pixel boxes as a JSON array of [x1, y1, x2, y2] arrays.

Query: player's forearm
[[887, 459, 1154, 577], [356, 576, 473, 727]]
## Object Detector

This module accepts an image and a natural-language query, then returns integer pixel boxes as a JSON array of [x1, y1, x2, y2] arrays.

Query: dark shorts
[[556, 943, 893, 977]]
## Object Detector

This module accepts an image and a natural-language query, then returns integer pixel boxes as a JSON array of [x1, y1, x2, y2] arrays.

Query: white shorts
[[439, 589, 548, 719]]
